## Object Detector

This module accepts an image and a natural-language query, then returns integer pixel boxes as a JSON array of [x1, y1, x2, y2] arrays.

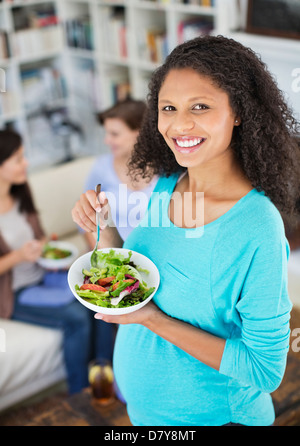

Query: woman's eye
[[162, 105, 176, 111], [193, 104, 208, 110]]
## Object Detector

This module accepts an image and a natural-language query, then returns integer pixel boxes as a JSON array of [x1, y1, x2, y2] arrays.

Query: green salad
[[42, 244, 72, 259], [75, 249, 155, 308]]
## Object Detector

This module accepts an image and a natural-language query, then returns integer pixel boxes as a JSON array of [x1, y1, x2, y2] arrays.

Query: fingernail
[[94, 313, 103, 320], [99, 191, 106, 203]]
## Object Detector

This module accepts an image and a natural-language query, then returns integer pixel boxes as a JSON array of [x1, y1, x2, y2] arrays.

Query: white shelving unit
[[0, 0, 69, 168], [0, 0, 231, 170], [0, 0, 299, 170], [58, 0, 229, 106]]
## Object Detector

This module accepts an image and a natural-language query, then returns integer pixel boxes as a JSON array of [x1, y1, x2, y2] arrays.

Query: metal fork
[[90, 184, 101, 267]]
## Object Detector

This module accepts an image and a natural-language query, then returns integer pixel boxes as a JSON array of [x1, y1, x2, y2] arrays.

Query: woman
[[72, 36, 300, 425], [83, 98, 158, 249], [0, 130, 91, 394]]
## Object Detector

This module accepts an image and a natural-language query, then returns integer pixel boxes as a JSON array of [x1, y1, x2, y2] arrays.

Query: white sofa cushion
[[28, 156, 95, 241], [0, 318, 66, 411]]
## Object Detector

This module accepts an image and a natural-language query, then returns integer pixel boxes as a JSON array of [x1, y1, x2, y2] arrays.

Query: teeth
[[176, 138, 203, 148]]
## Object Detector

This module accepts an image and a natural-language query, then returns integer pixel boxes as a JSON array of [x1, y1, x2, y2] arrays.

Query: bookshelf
[[0, 0, 231, 170], [0, 0, 70, 168], [1, 0, 298, 171]]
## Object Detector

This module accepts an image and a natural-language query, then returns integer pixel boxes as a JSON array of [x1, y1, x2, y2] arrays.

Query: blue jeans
[[12, 271, 92, 394], [91, 316, 117, 363], [12, 271, 117, 393]]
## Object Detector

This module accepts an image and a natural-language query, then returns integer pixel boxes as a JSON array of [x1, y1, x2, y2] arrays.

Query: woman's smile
[[173, 136, 207, 154]]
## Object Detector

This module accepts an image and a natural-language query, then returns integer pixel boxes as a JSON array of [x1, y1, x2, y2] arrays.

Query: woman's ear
[[234, 117, 241, 126]]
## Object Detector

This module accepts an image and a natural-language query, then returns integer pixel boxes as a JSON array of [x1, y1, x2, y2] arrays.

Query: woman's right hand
[[72, 190, 113, 233], [19, 240, 44, 262]]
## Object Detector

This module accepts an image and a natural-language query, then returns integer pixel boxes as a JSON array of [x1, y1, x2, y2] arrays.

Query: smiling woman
[[72, 35, 300, 426]]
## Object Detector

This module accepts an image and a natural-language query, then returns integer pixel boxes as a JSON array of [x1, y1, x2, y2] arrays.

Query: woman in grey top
[[0, 129, 91, 394]]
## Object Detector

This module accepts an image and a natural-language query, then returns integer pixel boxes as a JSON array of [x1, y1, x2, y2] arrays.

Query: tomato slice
[[80, 283, 107, 293], [97, 276, 116, 286]]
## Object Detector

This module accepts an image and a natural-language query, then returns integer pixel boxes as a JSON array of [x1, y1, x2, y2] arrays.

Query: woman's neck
[[185, 152, 252, 200]]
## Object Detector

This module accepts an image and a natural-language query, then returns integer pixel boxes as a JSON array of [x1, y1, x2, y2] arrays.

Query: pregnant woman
[[72, 35, 300, 425]]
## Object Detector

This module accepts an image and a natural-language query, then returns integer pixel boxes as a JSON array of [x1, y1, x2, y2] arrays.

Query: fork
[[90, 183, 101, 268]]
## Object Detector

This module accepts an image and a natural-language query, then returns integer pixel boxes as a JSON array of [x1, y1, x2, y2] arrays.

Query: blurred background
[[0, 0, 299, 171]]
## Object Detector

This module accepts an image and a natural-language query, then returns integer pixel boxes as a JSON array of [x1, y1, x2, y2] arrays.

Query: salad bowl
[[67, 248, 160, 315], [38, 240, 78, 270]]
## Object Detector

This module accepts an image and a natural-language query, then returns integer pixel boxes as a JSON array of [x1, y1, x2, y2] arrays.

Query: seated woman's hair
[[97, 99, 147, 131]]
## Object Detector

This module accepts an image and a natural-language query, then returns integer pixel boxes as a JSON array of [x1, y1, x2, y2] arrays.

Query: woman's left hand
[[94, 301, 161, 327]]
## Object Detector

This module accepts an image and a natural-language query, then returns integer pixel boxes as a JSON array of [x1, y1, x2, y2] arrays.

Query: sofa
[[0, 156, 95, 413]]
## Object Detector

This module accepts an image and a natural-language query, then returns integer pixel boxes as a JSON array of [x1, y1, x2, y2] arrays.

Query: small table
[[26, 388, 131, 426]]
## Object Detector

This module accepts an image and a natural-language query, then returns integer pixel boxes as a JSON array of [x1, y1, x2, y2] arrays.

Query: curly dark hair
[[129, 35, 300, 218]]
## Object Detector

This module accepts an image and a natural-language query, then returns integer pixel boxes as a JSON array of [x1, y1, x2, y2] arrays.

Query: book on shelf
[[12, 3, 59, 31], [21, 65, 66, 114], [111, 80, 131, 104], [65, 16, 94, 51], [10, 3, 63, 58], [0, 91, 20, 117], [145, 0, 215, 4], [26, 106, 88, 168], [100, 7, 128, 59], [137, 27, 168, 64], [0, 31, 10, 59], [142, 0, 172, 3], [67, 58, 102, 112], [11, 24, 64, 58], [177, 18, 213, 43], [29, 10, 59, 28], [180, 0, 215, 5], [63, 57, 103, 157], [0, 68, 20, 117]]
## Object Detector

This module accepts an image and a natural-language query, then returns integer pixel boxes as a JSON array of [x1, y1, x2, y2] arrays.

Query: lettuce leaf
[[95, 249, 132, 269]]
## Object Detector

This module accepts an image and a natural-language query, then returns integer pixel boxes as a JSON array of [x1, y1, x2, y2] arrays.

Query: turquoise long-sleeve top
[[113, 173, 292, 426]]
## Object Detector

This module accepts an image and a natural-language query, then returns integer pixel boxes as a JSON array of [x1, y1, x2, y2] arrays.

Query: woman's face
[[103, 118, 139, 159], [0, 146, 28, 186], [158, 68, 239, 170]]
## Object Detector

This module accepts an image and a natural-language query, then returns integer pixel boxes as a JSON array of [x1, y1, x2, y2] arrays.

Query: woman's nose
[[172, 111, 195, 133]]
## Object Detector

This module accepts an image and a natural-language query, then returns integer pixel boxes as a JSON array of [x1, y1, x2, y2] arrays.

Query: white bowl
[[38, 241, 79, 270], [67, 247, 160, 315]]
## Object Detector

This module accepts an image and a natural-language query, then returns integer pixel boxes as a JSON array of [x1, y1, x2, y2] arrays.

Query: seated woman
[[0, 129, 91, 394]]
